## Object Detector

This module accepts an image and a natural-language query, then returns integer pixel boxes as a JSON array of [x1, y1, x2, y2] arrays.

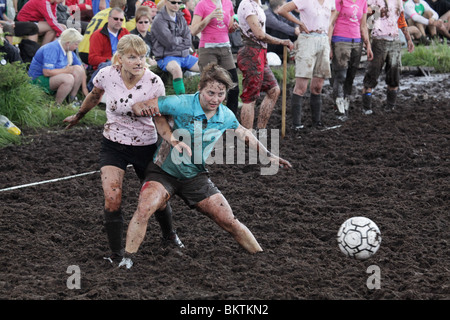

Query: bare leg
[[196, 193, 263, 254], [256, 85, 280, 130], [69, 65, 85, 97], [50, 73, 75, 104], [240, 101, 256, 129], [37, 21, 56, 45], [124, 181, 170, 254]]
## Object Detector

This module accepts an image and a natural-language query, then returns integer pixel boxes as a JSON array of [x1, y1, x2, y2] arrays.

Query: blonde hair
[[59, 28, 83, 66], [111, 34, 148, 65]]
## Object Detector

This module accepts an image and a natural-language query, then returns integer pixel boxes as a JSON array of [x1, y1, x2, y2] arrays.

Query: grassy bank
[[402, 41, 450, 73]]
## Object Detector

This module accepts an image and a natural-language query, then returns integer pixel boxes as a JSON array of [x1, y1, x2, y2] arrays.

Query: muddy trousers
[[332, 69, 350, 100], [104, 203, 175, 256]]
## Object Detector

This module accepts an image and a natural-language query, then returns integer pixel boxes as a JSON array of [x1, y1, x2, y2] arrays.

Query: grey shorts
[[198, 46, 236, 71], [143, 162, 221, 208]]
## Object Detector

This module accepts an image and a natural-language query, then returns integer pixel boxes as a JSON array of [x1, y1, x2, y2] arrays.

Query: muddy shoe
[[103, 253, 123, 265], [337, 113, 349, 122], [292, 124, 305, 132], [162, 231, 185, 248], [384, 105, 395, 113], [312, 121, 326, 130], [362, 108, 373, 115], [118, 257, 133, 269]]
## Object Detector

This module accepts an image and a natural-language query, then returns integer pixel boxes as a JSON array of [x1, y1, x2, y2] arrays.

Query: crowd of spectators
[[1, 0, 449, 109]]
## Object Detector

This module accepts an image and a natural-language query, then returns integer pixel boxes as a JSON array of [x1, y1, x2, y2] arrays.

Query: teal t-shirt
[[155, 93, 240, 179]]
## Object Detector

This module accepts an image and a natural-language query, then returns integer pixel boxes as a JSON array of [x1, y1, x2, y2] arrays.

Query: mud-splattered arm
[[63, 87, 105, 129], [153, 116, 192, 156]]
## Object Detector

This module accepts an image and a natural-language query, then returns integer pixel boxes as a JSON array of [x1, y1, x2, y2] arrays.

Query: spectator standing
[[328, 0, 373, 121], [278, 0, 335, 130], [237, 0, 293, 131], [190, 0, 240, 114], [361, 0, 415, 114]]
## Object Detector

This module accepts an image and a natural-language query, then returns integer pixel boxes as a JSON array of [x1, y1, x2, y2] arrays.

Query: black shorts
[[99, 136, 157, 182], [143, 162, 221, 208]]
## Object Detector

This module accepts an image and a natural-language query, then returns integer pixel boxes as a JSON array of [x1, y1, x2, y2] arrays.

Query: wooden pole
[[281, 45, 287, 138]]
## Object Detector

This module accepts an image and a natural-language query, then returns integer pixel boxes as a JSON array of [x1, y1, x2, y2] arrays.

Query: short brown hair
[[199, 63, 236, 92], [135, 5, 152, 23]]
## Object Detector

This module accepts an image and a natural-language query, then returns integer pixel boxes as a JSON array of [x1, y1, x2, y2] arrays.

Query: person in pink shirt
[[328, 0, 373, 121], [190, 0, 240, 114], [16, 0, 67, 46], [63, 35, 185, 265], [279, 0, 336, 130], [361, 0, 414, 114]]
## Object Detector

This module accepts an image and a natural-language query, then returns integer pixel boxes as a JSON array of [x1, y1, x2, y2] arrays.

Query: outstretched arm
[[63, 87, 104, 129], [234, 125, 292, 169]]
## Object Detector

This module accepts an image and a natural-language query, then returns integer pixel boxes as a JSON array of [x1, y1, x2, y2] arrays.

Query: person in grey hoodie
[[150, 0, 199, 95]]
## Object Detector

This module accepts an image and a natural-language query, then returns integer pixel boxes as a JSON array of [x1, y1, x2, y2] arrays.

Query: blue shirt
[[155, 93, 240, 179], [92, 0, 110, 16], [28, 40, 81, 80]]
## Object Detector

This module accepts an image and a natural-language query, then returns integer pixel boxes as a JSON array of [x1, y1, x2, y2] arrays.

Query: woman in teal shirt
[[118, 63, 292, 269]]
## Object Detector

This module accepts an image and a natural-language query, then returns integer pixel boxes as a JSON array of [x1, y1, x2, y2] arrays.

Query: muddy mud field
[[0, 71, 449, 306]]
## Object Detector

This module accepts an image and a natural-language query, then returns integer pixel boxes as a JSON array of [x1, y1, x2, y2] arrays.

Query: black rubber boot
[[362, 92, 373, 115], [104, 209, 124, 259], [154, 202, 185, 248], [310, 93, 324, 128], [291, 93, 304, 130], [385, 89, 398, 112]]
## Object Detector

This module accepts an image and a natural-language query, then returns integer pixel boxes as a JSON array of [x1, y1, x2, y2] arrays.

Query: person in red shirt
[[87, 7, 129, 91], [65, 0, 94, 22], [16, 0, 67, 45]]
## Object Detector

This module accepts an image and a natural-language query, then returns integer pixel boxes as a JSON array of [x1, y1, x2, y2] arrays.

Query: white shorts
[[294, 34, 331, 79]]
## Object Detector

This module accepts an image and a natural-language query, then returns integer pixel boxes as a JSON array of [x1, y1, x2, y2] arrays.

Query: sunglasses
[[111, 17, 124, 21], [169, 1, 183, 4], [138, 20, 150, 24]]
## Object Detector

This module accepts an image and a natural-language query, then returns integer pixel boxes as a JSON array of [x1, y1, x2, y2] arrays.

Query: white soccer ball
[[337, 216, 381, 260]]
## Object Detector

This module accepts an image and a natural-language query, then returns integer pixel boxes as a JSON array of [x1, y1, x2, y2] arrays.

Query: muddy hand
[[270, 156, 292, 169], [132, 100, 160, 117], [172, 140, 192, 157], [63, 114, 79, 130]]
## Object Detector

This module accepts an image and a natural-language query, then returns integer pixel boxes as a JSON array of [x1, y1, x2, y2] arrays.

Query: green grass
[[0, 54, 107, 148], [401, 41, 450, 73]]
